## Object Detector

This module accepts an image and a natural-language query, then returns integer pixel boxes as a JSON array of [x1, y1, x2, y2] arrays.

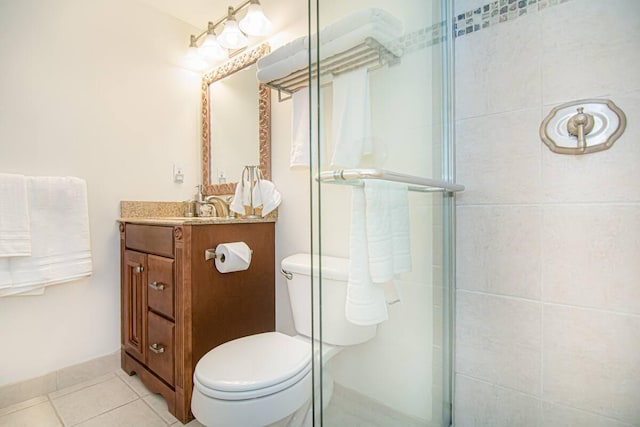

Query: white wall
[[454, 0, 640, 425], [271, 0, 443, 422], [0, 0, 201, 386]]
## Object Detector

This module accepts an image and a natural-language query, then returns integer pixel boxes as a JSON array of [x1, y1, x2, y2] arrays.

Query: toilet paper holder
[[204, 248, 253, 262]]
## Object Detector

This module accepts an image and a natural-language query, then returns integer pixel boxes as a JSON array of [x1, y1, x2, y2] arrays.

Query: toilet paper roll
[[214, 242, 252, 273]]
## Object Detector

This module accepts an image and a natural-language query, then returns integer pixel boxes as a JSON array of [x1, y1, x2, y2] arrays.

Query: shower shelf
[[317, 168, 465, 193], [264, 37, 402, 102]]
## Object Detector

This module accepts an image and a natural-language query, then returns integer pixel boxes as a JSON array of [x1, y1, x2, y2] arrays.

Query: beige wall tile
[[542, 205, 640, 314], [457, 206, 542, 299], [456, 109, 543, 205], [455, 291, 542, 394], [543, 304, 640, 424], [542, 401, 635, 427], [454, 374, 540, 427]]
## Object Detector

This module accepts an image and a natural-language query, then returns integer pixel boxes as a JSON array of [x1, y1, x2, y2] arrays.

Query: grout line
[[456, 372, 636, 426], [456, 288, 640, 318], [47, 394, 66, 427], [456, 201, 640, 208]]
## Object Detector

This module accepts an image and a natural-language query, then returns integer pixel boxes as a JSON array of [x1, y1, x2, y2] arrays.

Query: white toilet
[[191, 253, 377, 427]]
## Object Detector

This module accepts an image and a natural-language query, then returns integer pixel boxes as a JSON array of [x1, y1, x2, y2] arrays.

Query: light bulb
[[199, 33, 228, 62], [217, 16, 248, 50], [185, 36, 207, 71], [239, 2, 272, 36]]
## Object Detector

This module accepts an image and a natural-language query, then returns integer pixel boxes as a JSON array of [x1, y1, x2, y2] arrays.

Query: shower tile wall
[[453, 0, 640, 426]]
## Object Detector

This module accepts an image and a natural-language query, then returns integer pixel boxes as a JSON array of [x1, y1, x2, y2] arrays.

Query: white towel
[[230, 178, 248, 215], [290, 84, 324, 169], [256, 23, 401, 85], [256, 49, 309, 83], [253, 179, 281, 216], [0, 176, 92, 297], [331, 68, 372, 168], [345, 187, 388, 326], [319, 8, 403, 45], [364, 181, 411, 283], [257, 36, 307, 70], [0, 173, 31, 257]]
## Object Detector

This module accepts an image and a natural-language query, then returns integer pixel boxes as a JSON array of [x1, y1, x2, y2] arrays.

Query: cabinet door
[[147, 311, 175, 385], [147, 255, 175, 320], [123, 250, 147, 363]]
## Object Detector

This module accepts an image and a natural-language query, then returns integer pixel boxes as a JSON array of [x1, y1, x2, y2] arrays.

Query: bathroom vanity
[[119, 212, 275, 423]]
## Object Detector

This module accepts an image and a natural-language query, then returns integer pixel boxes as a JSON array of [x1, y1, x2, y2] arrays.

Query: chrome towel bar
[[316, 168, 464, 193]]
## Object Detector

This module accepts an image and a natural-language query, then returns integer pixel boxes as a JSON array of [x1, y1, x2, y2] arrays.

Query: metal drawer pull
[[135, 266, 144, 273], [148, 281, 166, 291], [149, 343, 165, 354]]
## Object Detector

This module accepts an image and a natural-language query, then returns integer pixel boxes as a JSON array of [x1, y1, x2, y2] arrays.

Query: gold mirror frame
[[201, 43, 271, 195]]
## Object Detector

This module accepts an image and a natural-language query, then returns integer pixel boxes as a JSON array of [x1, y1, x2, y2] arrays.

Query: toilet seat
[[194, 332, 312, 401]]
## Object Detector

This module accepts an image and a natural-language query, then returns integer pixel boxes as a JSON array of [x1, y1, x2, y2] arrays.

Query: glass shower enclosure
[[305, 0, 457, 425]]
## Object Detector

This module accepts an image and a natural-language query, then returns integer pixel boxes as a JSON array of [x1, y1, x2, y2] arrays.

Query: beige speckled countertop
[[118, 201, 277, 225]]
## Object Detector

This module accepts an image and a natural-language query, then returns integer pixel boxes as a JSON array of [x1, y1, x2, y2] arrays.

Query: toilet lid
[[194, 332, 312, 400]]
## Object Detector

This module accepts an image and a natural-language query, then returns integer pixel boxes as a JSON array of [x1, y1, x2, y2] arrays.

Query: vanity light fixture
[[217, 7, 249, 50], [189, 0, 272, 67], [200, 22, 229, 62]]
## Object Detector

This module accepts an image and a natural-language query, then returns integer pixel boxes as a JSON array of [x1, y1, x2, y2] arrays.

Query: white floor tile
[[74, 400, 166, 427], [0, 400, 62, 427], [50, 376, 138, 426]]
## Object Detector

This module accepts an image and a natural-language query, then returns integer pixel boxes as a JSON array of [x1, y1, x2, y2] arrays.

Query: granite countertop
[[118, 201, 277, 225]]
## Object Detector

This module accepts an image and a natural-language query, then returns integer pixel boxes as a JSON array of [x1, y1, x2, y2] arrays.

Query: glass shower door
[[308, 0, 455, 426]]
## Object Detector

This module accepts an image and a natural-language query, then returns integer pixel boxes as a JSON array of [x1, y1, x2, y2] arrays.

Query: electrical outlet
[[173, 163, 184, 183]]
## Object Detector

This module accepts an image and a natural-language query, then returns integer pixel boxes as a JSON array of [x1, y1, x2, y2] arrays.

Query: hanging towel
[[290, 83, 324, 169], [253, 179, 282, 216], [0, 176, 92, 296], [345, 187, 388, 326], [364, 181, 411, 283], [331, 68, 372, 168], [230, 177, 248, 215], [0, 173, 31, 257]]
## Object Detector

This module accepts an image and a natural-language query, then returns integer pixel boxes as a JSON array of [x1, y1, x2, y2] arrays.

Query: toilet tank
[[281, 254, 376, 346]]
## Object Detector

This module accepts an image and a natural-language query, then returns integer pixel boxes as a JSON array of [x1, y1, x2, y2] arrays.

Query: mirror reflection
[[209, 63, 259, 184], [202, 43, 271, 195]]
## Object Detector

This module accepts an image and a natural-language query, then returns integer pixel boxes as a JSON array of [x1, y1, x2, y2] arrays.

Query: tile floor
[[0, 364, 430, 427], [0, 370, 202, 427]]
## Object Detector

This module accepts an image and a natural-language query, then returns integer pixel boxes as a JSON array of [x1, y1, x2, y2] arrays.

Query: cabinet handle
[[135, 266, 144, 273], [149, 343, 165, 354], [148, 281, 166, 291]]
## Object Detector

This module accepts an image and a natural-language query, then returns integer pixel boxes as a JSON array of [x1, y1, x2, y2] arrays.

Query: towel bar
[[316, 168, 464, 193], [265, 37, 401, 102]]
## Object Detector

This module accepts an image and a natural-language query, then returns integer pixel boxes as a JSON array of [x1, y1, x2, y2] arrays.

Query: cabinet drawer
[[147, 311, 175, 386], [125, 224, 174, 258], [147, 255, 174, 320]]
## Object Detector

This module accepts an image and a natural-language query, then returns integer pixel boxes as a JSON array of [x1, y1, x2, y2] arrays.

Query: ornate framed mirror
[[201, 43, 271, 195]]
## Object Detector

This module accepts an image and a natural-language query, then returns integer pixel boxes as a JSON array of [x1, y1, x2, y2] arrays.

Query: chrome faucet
[[204, 195, 231, 218]]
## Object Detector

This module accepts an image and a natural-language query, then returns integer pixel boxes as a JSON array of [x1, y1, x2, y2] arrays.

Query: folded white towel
[[256, 49, 309, 83], [364, 181, 411, 283], [331, 68, 372, 168], [256, 22, 401, 85], [320, 8, 403, 45], [0, 176, 92, 297], [0, 173, 31, 257], [319, 22, 402, 61], [257, 36, 307, 70], [345, 187, 388, 326]]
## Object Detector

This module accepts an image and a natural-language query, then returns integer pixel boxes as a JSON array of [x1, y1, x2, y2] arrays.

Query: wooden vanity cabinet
[[120, 221, 275, 423]]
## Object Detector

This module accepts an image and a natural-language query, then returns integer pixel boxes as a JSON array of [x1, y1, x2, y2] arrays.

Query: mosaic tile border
[[453, 0, 572, 38]]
